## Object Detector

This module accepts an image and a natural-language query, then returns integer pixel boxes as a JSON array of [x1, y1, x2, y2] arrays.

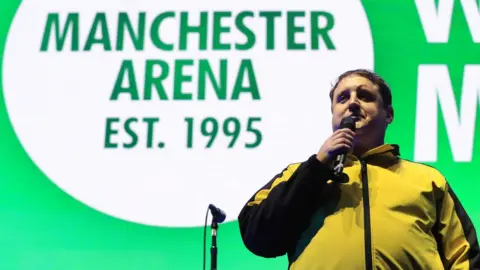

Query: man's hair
[[329, 69, 392, 108]]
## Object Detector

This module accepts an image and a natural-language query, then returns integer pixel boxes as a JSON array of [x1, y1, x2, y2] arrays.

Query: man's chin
[[354, 123, 369, 134], [354, 121, 366, 130]]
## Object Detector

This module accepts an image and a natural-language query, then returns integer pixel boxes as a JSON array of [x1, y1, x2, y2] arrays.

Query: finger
[[328, 143, 352, 156], [332, 128, 355, 139], [339, 128, 356, 136], [333, 132, 355, 144], [331, 129, 351, 140], [333, 137, 354, 147], [340, 133, 355, 143]]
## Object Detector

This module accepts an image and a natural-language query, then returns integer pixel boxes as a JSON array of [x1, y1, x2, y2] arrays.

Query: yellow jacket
[[238, 144, 480, 269]]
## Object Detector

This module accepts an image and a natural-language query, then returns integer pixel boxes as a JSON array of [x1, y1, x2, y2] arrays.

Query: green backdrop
[[1, 0, 479, 269]]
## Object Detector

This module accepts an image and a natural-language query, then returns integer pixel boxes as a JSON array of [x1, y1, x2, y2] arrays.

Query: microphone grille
[[339, 116, 356, 131]]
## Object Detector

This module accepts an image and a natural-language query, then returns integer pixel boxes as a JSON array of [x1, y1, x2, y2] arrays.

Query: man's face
[[331, 75, 393, 135]]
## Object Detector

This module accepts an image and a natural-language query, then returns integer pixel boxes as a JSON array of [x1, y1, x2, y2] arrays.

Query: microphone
[[209, 204, 226, 223], [205, 204, 226, 270], [333, 116, 356, 177]]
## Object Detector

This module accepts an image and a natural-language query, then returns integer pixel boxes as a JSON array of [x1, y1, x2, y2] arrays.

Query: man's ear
[[385, 105, 394, 124]]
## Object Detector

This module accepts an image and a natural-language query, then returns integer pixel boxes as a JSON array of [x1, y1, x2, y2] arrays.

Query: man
[[237, 69, 480, 269]]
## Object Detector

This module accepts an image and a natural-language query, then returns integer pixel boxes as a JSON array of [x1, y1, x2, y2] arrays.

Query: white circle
[[3, 0, 373, 227]]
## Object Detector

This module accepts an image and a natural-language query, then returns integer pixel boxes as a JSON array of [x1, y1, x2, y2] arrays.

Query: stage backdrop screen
[[0, 0, 479, 269]]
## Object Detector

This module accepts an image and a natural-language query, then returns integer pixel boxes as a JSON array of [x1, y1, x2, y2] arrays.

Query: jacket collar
[[360, 144, 400, 159], [347, 144, 400, 163]]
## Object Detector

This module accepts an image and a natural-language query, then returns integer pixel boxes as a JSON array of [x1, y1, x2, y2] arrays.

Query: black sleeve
[[237, 154, 335, 258]]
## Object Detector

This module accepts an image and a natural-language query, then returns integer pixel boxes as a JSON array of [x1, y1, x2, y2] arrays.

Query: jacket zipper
[[361, 159, 373, 270]]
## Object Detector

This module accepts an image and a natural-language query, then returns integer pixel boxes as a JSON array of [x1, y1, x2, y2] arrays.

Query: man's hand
[[316, 128, 355, 164]]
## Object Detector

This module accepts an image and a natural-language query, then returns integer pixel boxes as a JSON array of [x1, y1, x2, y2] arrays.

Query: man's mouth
[[349, 115, 363, 121]]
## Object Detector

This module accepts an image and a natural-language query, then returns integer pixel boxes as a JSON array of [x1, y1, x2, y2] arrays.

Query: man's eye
[[338, 95, 348, 102], [359, 93, 374, 101]]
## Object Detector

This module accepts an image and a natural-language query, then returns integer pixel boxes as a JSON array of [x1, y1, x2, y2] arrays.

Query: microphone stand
[[210, 220, 218, 270]]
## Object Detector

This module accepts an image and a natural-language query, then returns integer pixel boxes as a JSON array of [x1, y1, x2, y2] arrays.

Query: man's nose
[[347, 98, 361, 112]]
